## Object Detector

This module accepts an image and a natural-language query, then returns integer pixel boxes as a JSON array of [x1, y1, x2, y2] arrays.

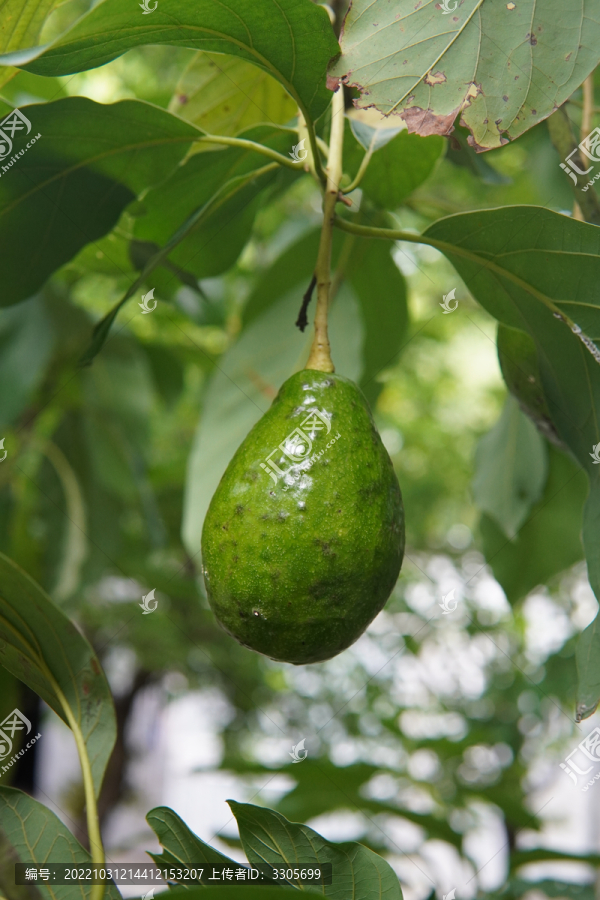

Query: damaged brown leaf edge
[[338, 70, 511, 151]]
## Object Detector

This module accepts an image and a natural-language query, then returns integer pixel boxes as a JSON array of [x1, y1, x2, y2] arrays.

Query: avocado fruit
[[497, 323, 565, 450], [201, 370, 404, 664]]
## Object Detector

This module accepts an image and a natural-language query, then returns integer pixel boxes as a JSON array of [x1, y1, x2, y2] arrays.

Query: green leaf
[[0, 787, 121, 900], [345, 126, 444, 209], [473, 395, 548, 539], [8, 0, 339, 123], [347, 238, 408, 404], [169, 52, 297, 136], [229, 801, 403, 900], [0, 296, 54, 429], [0, 553, 116, 797], [331, 0, 600, 150], [147, 806, 240, 886], [133, 126, 295, 279], [0, 97, 198, 306], [421, 208, 600, 472], [166, 888, 310, 900], [479, 444, 586, 604], [0, 0, 58, 52], [182, 284, 363, 557]]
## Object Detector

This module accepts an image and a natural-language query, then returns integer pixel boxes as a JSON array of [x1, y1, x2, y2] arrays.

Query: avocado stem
[[305, 86, 345, 373]]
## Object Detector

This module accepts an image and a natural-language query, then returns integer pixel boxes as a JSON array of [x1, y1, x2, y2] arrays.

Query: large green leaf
[[169, 52, 296, 137], [345, 125, 444, 210], [182, 283, 363, 558], [479, 445, 587, 604], [0, 0, 58, 52], [472, 395, 548, 539], [330, 0, 600, 150], [0, 97, 198, 306], [0, 553, 116, 797], [133, 126, 295, 279], [229, 801, 403, 900], [0, 788, 121, 900], [0, 296, 54, 429], [5, 0, 339, 123], [147, 807, 240, 886], [347, 238, 408, 404]]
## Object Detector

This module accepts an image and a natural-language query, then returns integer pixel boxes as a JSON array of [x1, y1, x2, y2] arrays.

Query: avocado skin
[[201, 370, 404, 664]]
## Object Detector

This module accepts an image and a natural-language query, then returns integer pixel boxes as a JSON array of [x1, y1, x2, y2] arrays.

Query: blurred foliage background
[[1, 8, 599, 898]]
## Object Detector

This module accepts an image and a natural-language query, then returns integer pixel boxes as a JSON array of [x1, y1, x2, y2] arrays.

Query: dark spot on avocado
[[221, 522, 229, 531]]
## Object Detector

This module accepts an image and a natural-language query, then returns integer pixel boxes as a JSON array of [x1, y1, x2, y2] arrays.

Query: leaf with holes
[[331, 0, 600, 150], [0, 553, 116, 797]]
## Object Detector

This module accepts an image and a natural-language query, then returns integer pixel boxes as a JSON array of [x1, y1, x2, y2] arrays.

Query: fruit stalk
[[305, 85, 345, 372]]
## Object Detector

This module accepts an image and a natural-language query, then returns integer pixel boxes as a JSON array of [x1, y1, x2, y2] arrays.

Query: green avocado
[[201, 370, 404, 664], [497, 323, 565, 450]]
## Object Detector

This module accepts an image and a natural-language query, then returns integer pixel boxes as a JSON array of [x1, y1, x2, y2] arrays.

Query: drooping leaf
[[133, 126, 296, 279], [0, 296, 54, 429], [479, 444, 586, 604], [147, 806, 240, 886], [472, 395, 548, 539], [6, 0, 339, 123], [0, 97, 198, 306], [0, 787, 121, 900], [169, 52, 296, 137], [181, 284, 363, 558], [331, 0, 600, 150], [0, 553, 116, 797], [347, 238, 408, 404], [229, 801, 403, 900], [345, 125, 444, 209]]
